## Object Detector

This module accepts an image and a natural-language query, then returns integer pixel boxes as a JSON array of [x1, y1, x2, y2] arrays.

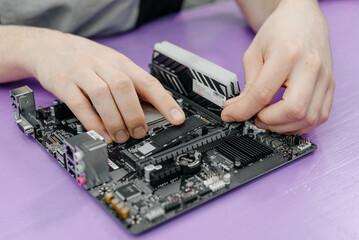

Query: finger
[[255, 86, 328, 134], [62, 84, 112, 143], [166, 90, 173, 97], [224, 48, 262, 108], [320, 79, 335, 124], [96, 66, 147, 139], [254, 81, 327, 134], [76, 71, 129, 143], [256, 56, 321, 125], [118, 61, 185, 125], [302, 70, 331, 126], [297, 125, 316, 134], [221, 52, 292, 122], [255, 117, 307, 133], [298, 81, 334, 134]]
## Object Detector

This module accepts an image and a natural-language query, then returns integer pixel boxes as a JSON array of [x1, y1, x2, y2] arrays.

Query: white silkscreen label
[[192, 79, 226, 107]]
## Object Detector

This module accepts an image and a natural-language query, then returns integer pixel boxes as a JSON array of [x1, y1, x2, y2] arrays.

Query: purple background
[[1, 1, 359, 239]]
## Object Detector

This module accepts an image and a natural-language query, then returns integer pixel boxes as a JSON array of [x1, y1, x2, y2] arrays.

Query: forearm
[[236, 0, 318, 32], [0, 25, 56, 83]]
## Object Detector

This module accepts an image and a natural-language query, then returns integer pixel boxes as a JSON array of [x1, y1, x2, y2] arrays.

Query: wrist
[[20, 27, 64, 78], [276, 0, 328, 30], [0, 26, 62, 81]]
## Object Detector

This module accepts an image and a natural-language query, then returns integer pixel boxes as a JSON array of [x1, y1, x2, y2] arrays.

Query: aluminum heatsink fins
[[150, 41, 240, 108], [217, 135, 273, 167]]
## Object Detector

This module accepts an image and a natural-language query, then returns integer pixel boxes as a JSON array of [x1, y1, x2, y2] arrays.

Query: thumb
[[224, 49, 262, 108], [222, 51, 290, 122]]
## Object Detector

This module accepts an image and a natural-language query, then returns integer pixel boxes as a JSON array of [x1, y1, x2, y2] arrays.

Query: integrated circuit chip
[[115, 183, 142, 201], [138, 142, 157, 155]]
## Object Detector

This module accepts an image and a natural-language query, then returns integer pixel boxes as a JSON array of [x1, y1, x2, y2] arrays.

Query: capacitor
[[105, 191, 114, 204], [176, 98, 184, 108], [111, 198, 120, 208], [223, 173, 231, 185], [234, 157, 242, 169], [154, 165, 162, 171], [115, 202, 125, 214], [144, 164, 162, 182], [120, 206, 130, 219], [144, 164, 155, 182]]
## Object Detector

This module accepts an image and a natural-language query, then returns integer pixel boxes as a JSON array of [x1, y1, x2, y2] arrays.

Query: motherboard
[[9, 42, 316, 234]]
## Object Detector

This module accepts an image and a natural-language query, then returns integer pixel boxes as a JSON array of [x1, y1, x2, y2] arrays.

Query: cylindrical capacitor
[[223, 173, 231, 185], [120, 206, 130, 219], [234, 157, 242, 169], [115, 202, 125, 214], [144, 164, 155, 182], [111, 198, 120, 208], [154, 165, 162, 171], [105, 191, 114, 204]]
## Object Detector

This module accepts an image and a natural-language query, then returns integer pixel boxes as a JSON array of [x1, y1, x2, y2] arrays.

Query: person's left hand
[[221, 0, 335, 134]]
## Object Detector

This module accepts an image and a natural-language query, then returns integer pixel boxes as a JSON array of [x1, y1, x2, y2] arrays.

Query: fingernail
[[170, 108, 185, 122], [256, 120, 267, 129], [133, 126, 146, 139], [100, 130, 112, 143], [115, 130, 128, 143], [222, 115, 235, 122]]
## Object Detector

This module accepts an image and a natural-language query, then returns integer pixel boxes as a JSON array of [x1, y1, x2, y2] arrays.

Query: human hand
[[26, 29, 185, 143], [222, 0, 335, 134]]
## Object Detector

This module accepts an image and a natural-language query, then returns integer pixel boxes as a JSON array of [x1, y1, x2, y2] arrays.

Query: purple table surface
[[1, 1, 359, 239]]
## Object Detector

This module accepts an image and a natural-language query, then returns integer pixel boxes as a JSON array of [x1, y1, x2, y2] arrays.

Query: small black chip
[[133, 200, 146, 211], [115, 183, 142, 201]]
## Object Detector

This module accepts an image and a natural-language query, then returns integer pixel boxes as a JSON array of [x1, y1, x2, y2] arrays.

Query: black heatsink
[[225, 135, 273, 161], [217, 142, 253, 166]]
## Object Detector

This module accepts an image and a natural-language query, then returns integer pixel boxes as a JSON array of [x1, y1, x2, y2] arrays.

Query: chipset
[[115, 183, 142, 201]]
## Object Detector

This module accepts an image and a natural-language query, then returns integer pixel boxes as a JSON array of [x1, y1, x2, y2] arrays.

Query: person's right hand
[[25, 28, 185, 143]]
